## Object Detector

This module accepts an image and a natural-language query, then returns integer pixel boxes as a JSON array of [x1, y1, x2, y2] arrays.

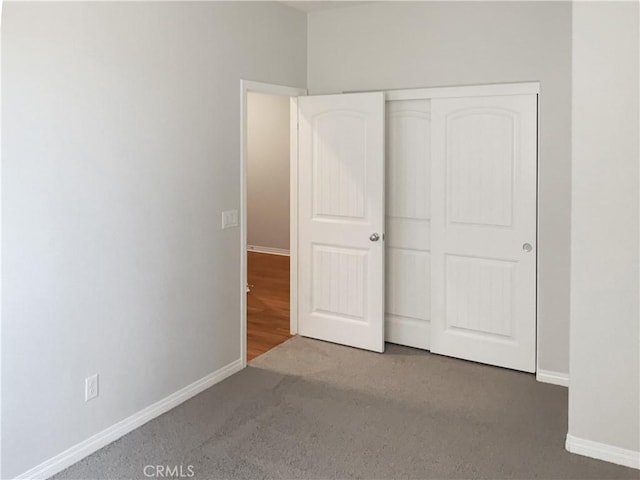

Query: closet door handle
[[522, 243, 533, 253], [370, 233, 380, 242]]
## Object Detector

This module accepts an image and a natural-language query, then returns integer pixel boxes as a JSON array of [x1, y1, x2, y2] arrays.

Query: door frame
[[382, 81, 539, 101], [240, 80, 306, 367]]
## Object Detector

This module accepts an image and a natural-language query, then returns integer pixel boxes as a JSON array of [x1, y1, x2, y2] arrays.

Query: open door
[[297, 92, 386, 352], [430, 94, 537, 372]]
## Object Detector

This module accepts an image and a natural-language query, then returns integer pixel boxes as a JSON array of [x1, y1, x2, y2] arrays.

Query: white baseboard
[[15, 358, 244, 480], [566, 434, 640, 469], [247, 245, 290, 256], [536, 369, 569, 387]]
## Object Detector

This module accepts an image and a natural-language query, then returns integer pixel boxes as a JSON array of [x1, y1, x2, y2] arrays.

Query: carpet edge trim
[[13, 358, 244, 480], [247, 245, 290, 256], [566, 434, 640, 469]]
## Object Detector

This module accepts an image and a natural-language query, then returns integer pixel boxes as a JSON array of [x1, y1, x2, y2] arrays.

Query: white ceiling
[[280, 1, 370, 13]]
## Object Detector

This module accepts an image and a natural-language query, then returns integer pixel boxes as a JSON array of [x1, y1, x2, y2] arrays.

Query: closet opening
[[241, 81, 539, 374]]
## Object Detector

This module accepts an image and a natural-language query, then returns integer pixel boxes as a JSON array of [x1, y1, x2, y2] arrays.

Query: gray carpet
[[55, 337, 638, 480]]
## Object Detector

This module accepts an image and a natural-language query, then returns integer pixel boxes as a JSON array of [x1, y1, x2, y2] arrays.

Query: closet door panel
[[298, 92, 386, 353], [385, 100, 432, 350], [430, 94, 537, 372]]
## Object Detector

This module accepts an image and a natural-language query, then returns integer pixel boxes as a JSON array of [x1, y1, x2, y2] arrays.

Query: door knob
[[370, 233, 380, 242], [522, 243, 533, 253]]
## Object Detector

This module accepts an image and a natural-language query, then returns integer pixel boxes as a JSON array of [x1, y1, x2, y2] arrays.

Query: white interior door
[[385, 100, 432, 350], [430, 94, 537, 372], [297, 92, 386, 352]]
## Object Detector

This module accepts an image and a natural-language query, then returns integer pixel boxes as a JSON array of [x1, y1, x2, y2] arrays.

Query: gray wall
[[307, 1, 573, 376], [247, 92, 291, 251], [1, 2, 306, 477], [569, 1, 639, 453]]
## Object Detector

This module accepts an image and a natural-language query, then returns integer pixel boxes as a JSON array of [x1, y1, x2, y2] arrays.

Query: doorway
[[240, 81, 306, 365], [246, 91, 291, 360]]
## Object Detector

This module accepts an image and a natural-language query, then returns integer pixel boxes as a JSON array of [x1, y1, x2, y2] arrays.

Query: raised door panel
[[447, 110, 515, 228], [313, 112, 367, 220], [445, 255, 515, 339], [312, 245, 367, 322]]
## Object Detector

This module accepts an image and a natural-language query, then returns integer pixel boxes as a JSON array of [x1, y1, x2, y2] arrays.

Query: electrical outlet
[[85, 374, 99, 402], [221, 210, 239, 229]]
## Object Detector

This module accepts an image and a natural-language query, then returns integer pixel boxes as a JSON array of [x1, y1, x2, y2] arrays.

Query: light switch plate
[[221, 210, 239, 229], [85, 374, 99, 402]]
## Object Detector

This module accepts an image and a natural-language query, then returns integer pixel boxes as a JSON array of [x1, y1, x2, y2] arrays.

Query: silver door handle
[[370, 233, 380, 242], [522, 243, 533, 253]]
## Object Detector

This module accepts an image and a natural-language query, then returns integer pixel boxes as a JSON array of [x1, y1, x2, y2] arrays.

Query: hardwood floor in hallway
[[247, 251, 292, 361]]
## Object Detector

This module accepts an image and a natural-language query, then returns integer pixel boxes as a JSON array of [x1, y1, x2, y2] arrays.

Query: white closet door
[[385, 100, 432, 350], [298, 92, 386, 352], [430, 94, 537, 372]]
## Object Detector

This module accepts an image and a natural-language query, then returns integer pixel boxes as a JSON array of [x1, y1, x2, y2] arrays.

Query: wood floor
[[247, 251, 292, 361]]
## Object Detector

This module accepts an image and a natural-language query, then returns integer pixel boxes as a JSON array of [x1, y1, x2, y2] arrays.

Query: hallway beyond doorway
[[247, 251, 291, 361]]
